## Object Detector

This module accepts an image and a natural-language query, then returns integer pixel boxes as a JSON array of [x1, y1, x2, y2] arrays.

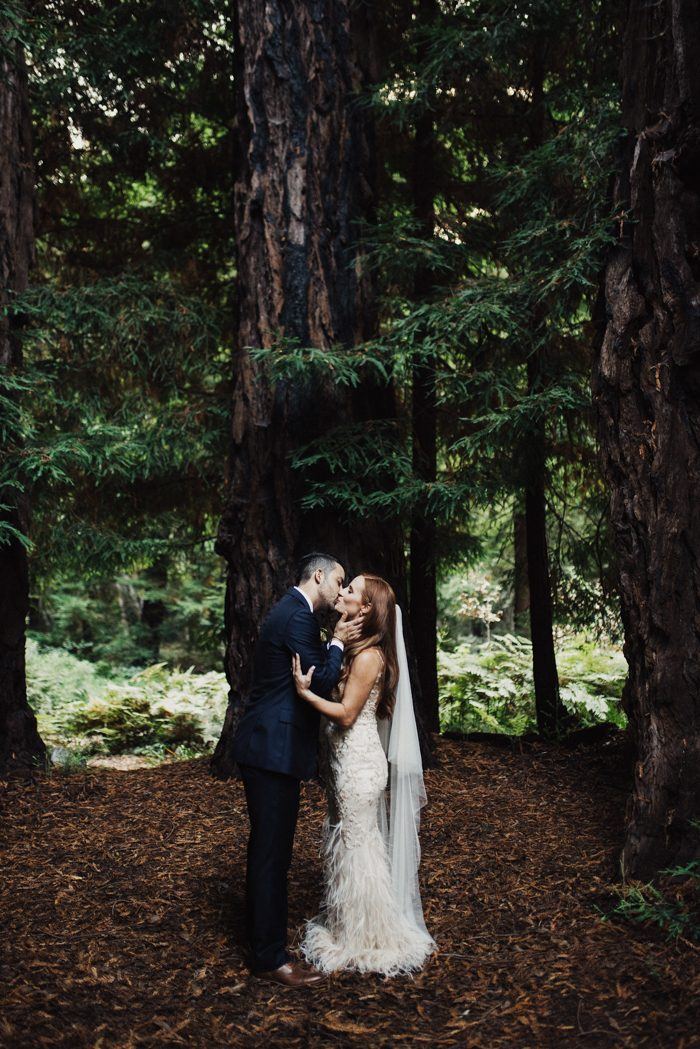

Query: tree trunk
[[593, 0, 700, 879], [0, 42, 46, 774], [409, 0, 440, 735], [140, 557, 168, 661], [524, 373, 563, 738], [513, 508, 530, 632], [523, 52, 564, 739], [211, 0, 420, 778]]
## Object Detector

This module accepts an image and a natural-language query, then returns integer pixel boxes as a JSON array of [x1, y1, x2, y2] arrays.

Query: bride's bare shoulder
[[350, 647, 384, 678]]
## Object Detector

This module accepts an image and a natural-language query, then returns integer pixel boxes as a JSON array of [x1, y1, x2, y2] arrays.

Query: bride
[[291, 573, 436, 977]]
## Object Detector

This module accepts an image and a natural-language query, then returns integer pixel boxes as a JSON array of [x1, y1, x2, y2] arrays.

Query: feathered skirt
[[299, 716, 434, 977]]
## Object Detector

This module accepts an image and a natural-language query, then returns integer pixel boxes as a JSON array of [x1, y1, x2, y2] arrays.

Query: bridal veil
[[377, 605, 435, 945]]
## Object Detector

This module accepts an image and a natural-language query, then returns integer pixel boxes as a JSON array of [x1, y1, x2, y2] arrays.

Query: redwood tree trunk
[[409, 0, 440, 735], [594, 0, 700, 878], [0, 43, 46, 773], [211, 0, 415, 778]]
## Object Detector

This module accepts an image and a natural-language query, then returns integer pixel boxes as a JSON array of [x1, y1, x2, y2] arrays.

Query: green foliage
[[8, 0, 629, 715], [25, 637, 123, 742], [30, 539, 226, 669], [27, 638, 228, 758], [2, 275, 230, 570], [46, 747, 90, 773], [241, 0, 624, 641], [1, 1, 234, 609], [439, 635, 536, 735], [0, 1, 28, 59], [603, 861, 700, 944], [439, 632, 627, 736], [250, 337, 391, 389]]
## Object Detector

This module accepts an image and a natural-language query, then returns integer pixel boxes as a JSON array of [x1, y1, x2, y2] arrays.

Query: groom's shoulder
[[266, 588, 310, 628], [257, 591, 311, 650]]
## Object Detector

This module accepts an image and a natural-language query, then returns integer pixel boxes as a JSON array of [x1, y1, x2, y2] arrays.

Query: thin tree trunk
[[0, 42, 46, 774], [409, 0, 440, 735], [211, 0, 420, 778], [525, 352, 562, 737], [523, 51, 564, 738], [141, 557, 168, 661], [513, 508, 530, 632], [593, 0, 700, 879]]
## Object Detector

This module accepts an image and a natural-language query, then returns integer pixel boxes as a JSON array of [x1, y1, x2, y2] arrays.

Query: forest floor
[[1, 735, 698, 1049]]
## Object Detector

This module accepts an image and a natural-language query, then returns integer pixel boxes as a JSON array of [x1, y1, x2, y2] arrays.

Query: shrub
[[604, 861, 700, 943], [439, 632, 627, 735], [26, 641, 229, 758], [64, 662, 228, 753], [26, 638, 126, 742]]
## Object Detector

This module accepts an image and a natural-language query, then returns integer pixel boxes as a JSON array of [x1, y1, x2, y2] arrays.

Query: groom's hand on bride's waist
[[331, 611, 363, 646]]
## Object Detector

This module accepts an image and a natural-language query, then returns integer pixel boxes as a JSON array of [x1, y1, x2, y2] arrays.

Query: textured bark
[[0, 43, 46, 773], [593, 0, 700, 878], [211, 1, 419, 778], [409, 0, 440, 735]]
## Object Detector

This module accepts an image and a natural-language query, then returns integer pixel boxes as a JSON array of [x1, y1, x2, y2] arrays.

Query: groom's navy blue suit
[[232, 586, 343, 972]]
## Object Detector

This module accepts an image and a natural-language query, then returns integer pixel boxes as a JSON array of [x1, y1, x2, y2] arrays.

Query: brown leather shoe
[[256, 961, 325, 987]]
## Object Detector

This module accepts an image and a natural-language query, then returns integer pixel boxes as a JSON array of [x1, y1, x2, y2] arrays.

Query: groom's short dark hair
[[296, 552, 342, 585]]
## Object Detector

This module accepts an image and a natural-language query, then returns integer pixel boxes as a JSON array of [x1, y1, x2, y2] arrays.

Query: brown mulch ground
[[1, 736, 698, 1048]]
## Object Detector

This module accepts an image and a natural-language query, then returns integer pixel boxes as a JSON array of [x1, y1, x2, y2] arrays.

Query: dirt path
[[1, 737, 696, 1048]]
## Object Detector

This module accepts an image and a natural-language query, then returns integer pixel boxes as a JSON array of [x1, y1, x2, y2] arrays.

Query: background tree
[[1, 1, 234, 674], [594, 0, 700, 878], [210, 0, 417, 778], [3, 0, 631, 773], [269, 0, 623, 738], [0, 11, 46, 772], [408, 0, 441, 734]]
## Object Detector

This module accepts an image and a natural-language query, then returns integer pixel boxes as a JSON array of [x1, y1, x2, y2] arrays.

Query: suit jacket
[[231, 587, 343, 780]]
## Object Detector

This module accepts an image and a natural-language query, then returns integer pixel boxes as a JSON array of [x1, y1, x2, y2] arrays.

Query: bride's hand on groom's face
[[292, 653, 315, 698]]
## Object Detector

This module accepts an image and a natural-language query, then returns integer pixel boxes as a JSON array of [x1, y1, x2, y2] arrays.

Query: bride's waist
[[325, 723, 382, 747]]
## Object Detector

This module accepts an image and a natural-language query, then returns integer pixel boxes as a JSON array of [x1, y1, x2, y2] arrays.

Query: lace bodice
[[319, 654, 387, 838], [333, 660, 384, 723]]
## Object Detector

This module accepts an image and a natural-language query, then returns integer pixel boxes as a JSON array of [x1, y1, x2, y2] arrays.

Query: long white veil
[[377, 605, 435, 943]]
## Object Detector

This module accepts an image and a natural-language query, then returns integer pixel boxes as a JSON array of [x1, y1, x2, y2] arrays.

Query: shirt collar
[[293, 585, 314, 614]]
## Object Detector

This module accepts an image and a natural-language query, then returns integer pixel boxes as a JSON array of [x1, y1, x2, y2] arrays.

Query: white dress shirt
[[294, 586, 344, 651]]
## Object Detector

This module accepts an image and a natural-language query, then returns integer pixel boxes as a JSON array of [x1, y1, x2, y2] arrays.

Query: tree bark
[[409, 0, 440, 735], [0, 42, 46, 774], [211, 0, 420, 778], [593, 0, 700, 879]]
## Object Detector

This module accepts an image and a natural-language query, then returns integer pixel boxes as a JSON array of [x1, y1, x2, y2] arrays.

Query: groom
[[232, 552, 360, 987]]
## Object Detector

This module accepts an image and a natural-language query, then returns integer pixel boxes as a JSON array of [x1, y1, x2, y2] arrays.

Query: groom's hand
[[332, 610, 363, 645]]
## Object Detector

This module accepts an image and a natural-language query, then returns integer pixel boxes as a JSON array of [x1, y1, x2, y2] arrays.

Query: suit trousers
[[238, 763, 301, 973]]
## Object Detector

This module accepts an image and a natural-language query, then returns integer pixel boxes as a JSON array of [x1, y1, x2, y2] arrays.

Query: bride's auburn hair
[[340, 574, 399, 719]]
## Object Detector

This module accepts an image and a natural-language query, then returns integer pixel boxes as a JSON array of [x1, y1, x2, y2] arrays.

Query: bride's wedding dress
[[300, 661, 435, 977]]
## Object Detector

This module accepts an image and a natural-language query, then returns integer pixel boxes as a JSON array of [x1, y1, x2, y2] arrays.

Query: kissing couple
[[231, 552, 436, 986]]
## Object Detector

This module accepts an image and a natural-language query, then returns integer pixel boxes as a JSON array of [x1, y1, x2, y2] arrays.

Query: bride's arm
[[292, 650, 383, 729]]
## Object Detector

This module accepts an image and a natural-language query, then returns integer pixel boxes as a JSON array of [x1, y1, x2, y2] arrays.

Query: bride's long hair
[[339, 574, 399, 718]]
